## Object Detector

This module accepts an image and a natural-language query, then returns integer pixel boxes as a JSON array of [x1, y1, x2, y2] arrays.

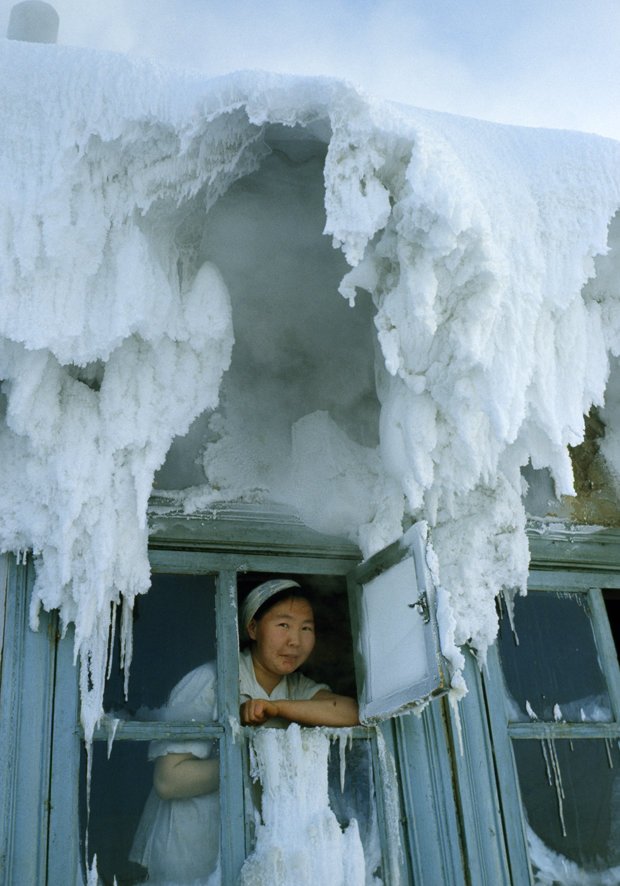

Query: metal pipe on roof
[[7, 1, 59, 44]]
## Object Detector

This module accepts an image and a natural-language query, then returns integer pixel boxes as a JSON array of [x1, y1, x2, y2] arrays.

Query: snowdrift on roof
[[2, 38, 620, 735]]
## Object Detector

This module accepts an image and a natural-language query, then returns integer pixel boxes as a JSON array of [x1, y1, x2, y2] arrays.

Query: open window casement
[[348, 521, 449, 724]]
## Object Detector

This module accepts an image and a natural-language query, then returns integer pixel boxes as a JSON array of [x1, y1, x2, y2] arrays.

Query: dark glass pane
[[498, 592, 612, 722], [328, 740, 383, 882], [81, 742, 152, 885], [104, 573, 217, 718], [515, 738, 620, 874], [604, 590, 620, 659], [83, 739, 221, 885]]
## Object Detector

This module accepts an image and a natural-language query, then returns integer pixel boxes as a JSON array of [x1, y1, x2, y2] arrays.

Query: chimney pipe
[[7, 1, 59, 44]]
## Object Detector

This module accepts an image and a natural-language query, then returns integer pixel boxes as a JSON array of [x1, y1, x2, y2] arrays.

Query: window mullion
[[90, 721, 224, 741], [47, 624, 83, 885], [215, 569, 246, 880], [393, 704, 466, 886], [482, 643, 534, 885], [508, 722, 620, 739]]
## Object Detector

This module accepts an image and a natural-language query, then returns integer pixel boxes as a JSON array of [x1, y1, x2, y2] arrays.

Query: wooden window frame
[[1, 506, 416, 883], [7, 514, 618, 884]]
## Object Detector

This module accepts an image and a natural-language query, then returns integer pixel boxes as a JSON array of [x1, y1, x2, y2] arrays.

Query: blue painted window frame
[[8, 519, 617, 884], [2, 512, 435, 884]]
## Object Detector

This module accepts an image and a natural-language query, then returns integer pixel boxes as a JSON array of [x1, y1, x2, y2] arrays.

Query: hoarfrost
[[528, 826, 620, 886], [2, 40, 620, 731], [241, 725, 374, 886]]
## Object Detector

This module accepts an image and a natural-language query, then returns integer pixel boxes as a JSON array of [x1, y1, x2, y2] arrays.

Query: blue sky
[[3, 0, 620, 139]]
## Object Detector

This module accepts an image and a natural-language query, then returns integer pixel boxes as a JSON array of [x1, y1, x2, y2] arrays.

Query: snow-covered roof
[[2, 38, 620, 736]]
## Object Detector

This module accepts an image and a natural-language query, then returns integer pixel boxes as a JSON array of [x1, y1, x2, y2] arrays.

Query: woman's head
[[240, 579, 303, 639], [241, 579, 316, 682]]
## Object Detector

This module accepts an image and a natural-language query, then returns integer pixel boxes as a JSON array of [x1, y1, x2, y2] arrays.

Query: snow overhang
[[3, 38, 620, 734]]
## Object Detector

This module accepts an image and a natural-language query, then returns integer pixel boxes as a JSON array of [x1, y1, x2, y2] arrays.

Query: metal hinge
[[409, 592, 430, 623]]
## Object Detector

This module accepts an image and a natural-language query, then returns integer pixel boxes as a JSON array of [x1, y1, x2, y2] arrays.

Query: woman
[[130, 579, 359, 884]]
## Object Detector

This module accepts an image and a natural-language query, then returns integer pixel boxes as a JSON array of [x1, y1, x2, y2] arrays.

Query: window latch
[[408, 592, 430, 624]]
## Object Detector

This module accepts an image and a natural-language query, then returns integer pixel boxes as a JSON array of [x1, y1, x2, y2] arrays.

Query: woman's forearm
[[240, 692, 359, 727], [274, 694, 359, 727], [154, 752, 220, 800]]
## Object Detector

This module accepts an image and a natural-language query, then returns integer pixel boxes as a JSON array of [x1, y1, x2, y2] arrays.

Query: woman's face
[[248, 596, 316, 683]]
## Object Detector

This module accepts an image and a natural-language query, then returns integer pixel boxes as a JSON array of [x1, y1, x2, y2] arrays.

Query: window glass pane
[[604, 589, 620, 659], [82, 742, 151, 884], [83, 738, 221, 885], [498, 592, 612, 722], [328, 739, 383, 882], [514, 738, 620, 877], [104, 573, 217, 719]]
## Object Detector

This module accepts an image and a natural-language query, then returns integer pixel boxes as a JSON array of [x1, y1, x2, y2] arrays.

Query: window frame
[[0, 554, 81, 885], [49, 509, 407, 884], [481, 566, 620, 884], [8, 511, 620, 884], [347, 521, 449, 724]]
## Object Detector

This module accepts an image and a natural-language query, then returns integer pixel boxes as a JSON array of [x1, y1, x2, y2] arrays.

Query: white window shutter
[[348, 521, 448, 723]]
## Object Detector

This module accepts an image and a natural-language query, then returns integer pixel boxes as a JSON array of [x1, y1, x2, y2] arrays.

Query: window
[[0, 509, 505, 886], [81, 552, 405, 884], [349, 521, 449, 723], [485, 570, 620, 884], [84, 572, 223, 884]]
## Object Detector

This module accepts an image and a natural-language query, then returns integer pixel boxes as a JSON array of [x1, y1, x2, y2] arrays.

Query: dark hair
[[252, 587, 314, 624]]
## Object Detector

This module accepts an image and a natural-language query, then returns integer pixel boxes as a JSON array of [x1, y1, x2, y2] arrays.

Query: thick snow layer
[[241, 726, 374, 886], [2, 39, 620, 733]]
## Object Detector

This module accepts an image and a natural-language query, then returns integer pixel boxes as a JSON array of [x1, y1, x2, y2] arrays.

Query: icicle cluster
[[2, 39, 620, 731], [241, 726, 369, 886]]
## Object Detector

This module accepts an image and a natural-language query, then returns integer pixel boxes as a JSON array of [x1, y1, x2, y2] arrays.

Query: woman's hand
[[240, 698, 280, 725]]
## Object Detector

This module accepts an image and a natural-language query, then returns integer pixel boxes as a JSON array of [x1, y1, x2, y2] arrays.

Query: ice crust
[[528, 826, 620, 885], [241, 726, 372, 886], [2, 40, 620, 734]]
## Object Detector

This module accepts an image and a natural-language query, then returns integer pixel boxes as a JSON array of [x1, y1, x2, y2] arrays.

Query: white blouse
[[129, 651, 328, 885]]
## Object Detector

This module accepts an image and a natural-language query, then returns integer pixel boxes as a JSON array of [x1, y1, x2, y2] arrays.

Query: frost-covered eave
[[147, 497, 361, 560], [526, 520, 620, 575], [147, 495, 620, 568]]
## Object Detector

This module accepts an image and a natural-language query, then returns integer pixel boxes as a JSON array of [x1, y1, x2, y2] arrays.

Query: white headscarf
[[240, 579, 301, 640]]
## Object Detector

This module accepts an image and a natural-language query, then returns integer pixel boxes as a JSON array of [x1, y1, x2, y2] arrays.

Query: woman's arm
[[240, 690, 359, 727], [153, 752, 220, 800]]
